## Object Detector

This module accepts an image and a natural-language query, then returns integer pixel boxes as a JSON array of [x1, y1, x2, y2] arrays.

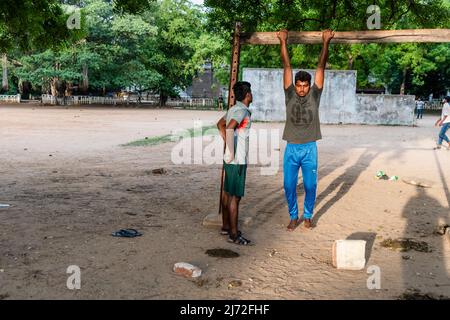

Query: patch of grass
[[122, 134, 173, 147], [205, 248, 240, 258], [380, 238, 431, 252], [122, 125, 218, 147]]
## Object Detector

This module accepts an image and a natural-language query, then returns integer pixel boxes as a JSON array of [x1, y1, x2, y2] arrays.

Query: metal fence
[[41, 94, 220, 109], [42, 94, 125, 105], [166, 97, 217, 109], [0, 94, 21, 103], [423, 100, 444, 110]]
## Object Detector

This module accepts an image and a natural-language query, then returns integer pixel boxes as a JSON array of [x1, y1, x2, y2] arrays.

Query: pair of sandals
[[221, 228, 251, 245]]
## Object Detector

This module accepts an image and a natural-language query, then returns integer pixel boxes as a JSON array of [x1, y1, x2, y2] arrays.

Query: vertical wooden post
[[218, 22, 242, 215], [227, 22, 242, 109]]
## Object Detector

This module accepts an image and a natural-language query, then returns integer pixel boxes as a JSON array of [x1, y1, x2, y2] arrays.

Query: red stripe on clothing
[[237, 117, 249, 131]]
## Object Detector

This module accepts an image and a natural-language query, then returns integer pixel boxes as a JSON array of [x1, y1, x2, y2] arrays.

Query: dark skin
[[277, 29, 334, 94], [435, 98, 448, 127], [277, 29, 334, 230], [434, 98, 449, 149], [216, 92, 252, 238]]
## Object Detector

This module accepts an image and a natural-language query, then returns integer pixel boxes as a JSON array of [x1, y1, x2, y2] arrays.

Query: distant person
[[277, 28, 334, 231], [434, 96, 450, 150], [218, 95, 224, 111], [416, 97, 425, 119], [216, 81, 252, 245]]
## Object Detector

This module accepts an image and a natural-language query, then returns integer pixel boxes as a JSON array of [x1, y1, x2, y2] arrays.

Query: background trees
[[1, 0, 449, 101], [205, 0, 450, 96]]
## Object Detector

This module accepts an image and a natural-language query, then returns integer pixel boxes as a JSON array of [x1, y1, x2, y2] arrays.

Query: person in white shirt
[[434, 96, 450, 150], [416, 97, 425, 119]]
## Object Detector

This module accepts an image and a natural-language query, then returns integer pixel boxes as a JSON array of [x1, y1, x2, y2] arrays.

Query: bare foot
[[303, 218, 312, 229], [287, 219, 300, 231]]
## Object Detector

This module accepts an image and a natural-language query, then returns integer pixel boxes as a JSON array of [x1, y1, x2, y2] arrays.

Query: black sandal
[[111, 228, 142, 238], [228, 234, 251, 245]]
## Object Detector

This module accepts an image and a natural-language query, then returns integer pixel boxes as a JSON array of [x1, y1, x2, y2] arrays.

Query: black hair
[[233, 81, 251, 102], [444, 96, 450, 103], [295, 71, 312, 85]]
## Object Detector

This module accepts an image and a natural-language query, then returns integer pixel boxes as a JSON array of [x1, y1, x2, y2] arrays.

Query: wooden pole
[[218, 21, 241, 215], [240, 29, 450, 45], [228, 23, 242, 108]]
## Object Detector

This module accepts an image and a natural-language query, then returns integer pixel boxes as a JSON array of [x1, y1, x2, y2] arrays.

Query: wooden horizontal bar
[[240, 29, 450, 45]]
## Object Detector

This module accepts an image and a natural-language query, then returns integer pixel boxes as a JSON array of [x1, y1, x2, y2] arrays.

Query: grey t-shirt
[[282, 83, 322, 144], [224, 101, 252, 164]]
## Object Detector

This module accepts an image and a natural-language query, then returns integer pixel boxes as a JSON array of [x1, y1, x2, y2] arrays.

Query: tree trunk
[[159, 92, 167, 107], [400, 67, 408, 95], [18, 79, 31, 100], [2, 53, 8, 92], [348, 53, 354, 70], [50, 78, 58, 97], [18, 78, 23, 95], [82, 64, 89, 94], [65, 81, 72, 96], [42, 77, 50, 95], [51, 62, 60, 97]]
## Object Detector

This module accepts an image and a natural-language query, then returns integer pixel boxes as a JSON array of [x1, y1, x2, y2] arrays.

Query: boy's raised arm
[[277, 29, 292, 90], [315, 29, 334, 90]]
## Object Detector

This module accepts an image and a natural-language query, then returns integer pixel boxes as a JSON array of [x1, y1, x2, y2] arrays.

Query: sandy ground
[[0, 104, 449, 300]]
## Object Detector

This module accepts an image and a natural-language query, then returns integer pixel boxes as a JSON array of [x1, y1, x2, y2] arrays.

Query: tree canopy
[[4, 0, 224, 103], [1, 0, 449, 100], [205, 0, 450, 96]]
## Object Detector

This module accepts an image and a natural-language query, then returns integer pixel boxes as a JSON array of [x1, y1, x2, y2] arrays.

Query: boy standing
[[217, 81, 253, 245]]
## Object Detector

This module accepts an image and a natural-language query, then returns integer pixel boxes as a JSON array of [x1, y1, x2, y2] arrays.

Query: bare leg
[[221, 192, 230, 231], [228, 195, 241, 238], [227, 195, 251, 245]]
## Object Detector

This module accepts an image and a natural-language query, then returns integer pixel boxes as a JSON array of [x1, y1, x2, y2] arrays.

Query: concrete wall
[[243, 68, 415, 125], [354, 94, 415, 125]]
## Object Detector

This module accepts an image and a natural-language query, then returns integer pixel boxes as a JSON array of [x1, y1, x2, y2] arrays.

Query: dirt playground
[[0, 105, 449, 299]]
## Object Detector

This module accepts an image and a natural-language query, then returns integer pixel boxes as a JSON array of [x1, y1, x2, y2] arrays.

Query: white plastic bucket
[[332, 240, 367, 270]]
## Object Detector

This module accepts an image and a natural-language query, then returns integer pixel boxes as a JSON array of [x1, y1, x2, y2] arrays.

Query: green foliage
[[0, 0, 88, 52], [205, 0, 449, 32], [204, 0, 450, 95], [113, 0, 156, 14], [9, 0, 225, 100], [3, 0, 450, 99]]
